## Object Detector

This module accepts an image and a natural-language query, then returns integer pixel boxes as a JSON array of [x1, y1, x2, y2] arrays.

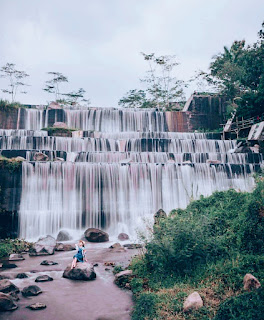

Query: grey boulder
[[84, 228, 109, 242], [0, 280, 20, 294], [63, 262, 96, 281], [56, 230, 72, 241], [29, 235, 56, 256], [0, 292, 18, 311], [22, 285, 42, 297]]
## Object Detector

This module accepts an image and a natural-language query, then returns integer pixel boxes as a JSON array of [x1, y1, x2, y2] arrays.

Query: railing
[[222, 113, 264, 138]]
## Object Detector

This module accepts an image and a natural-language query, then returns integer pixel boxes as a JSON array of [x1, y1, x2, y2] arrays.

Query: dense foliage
[[202, 22, 264, 119], [0, 239, 33, 259], [129, 178, 264, 319]]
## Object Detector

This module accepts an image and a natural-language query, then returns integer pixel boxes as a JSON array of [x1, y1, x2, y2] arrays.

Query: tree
[[118, 89, 154, 108], [199, 21, 264, 118], [0, 63, 29, 102], [62, 88, 90, 106], [119, 53, 186, 110], [43, 72, 68, 101]]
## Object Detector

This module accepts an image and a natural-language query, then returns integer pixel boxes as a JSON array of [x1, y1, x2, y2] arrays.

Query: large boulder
[[9, 253, 25, 261], [154, 209, 167, 225], [56, 230, 72, 241], [33, 152, 49, 161], [22, 285, 42, 297], [0, 292, 18, 311], [0, 280, 19, 294], [84, 228, 109, 242], [243, 273, 261, 291], [118, 233, 129, 241], [114, 270, 133, 288], [63, 263, 96, 281], [29, 235, 56, 256], [183, 292, 203, 312]]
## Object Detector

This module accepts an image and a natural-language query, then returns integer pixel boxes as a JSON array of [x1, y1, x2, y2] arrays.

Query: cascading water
[[0, 107, 262, 241]]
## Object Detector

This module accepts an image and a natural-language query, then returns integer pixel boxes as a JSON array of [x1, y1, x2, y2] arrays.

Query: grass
[[0, 238, 33, 259], [126, 176, 264, 320], [0, 155, 23, 172], [0, 99, 24, 111]]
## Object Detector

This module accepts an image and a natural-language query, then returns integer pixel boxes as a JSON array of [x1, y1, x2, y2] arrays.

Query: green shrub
[[132, 292, 158, 320], [113, 265, 124, 275], [215, 287, 264, 320], [130, 278, 144, 293], [0, 239, 33, 258]]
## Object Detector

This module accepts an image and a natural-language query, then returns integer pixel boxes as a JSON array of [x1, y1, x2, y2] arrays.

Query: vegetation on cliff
[[127, 176, 264, 319], [0, 155, 23, 173], [0, 239, 33, 259]]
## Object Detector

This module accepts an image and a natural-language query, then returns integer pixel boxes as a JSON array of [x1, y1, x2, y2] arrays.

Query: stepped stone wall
[[0, 166, 22, 238]]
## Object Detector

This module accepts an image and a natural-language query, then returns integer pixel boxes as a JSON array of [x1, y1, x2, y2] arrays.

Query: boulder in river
[[118, 233, 129, 241], [183, 291, 203, 312], [1, 263, 17, 269], [40, 260, 58, 266], [26, 302, 47, 310], [63, 262, 96, 281], [0, 292, 18, 311], [109, 243, 125, 252], [22, 285, 42, 297], [243, 273, 261, 291], [16, 273, 28, 279], [84, 228, 109, 242], [9, 253, 25, 261], [55, 243, 75, 251], [33, 152, 49, 161], [0, 280, 20, 294], [35, 275, 53, 282], [29, 235, 56, 256], [56, 230, 72, 241]]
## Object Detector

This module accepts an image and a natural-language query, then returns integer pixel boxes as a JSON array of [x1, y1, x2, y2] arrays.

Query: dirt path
[[0, 242, 138, 320]]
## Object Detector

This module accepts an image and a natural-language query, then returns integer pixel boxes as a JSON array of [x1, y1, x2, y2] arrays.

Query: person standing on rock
[[71, 240, 87, 269]]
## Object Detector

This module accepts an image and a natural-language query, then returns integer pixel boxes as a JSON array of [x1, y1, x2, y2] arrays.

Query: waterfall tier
[[0, 107, 262, 241]]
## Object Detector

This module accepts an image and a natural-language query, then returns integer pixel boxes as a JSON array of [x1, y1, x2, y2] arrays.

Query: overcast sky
[[0, 0, 263, 107]]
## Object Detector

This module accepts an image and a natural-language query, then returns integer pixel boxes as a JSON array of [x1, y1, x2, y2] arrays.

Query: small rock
[[35, 275, 53, 282], [56, 230, 72, 241], [9, 253, 25, 261], [109, 243, 125, 252], [29, 235, 56, 256], [114, 270, 133, 288], [16, 273, 28, 279], [63, 262, 96, 281], [54, 157, 65, 161], [40, 260, 58, 266], [26, 302, 47, 310], [53, 122, 68, 129], [183, 291, 203, 312], [104, 262, 115, 267], [206, 159, 221, 164], [33, 152, 49, 161], [22, 285, 42, 297], [243, 273, 261, 291], [93, 263, 99, 267], [0, 292, 18, 311], [123, 243, 143, 249], [0, 280, 20, 294], [85, 228, 109, 242], [0, 275, 10, 280], [118, 233, 129, 241], [105, 268, 110, 271]]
